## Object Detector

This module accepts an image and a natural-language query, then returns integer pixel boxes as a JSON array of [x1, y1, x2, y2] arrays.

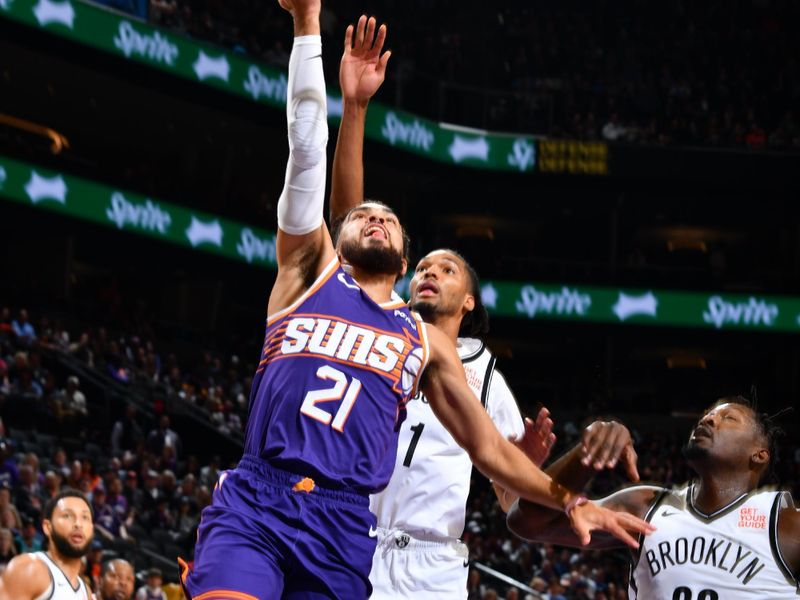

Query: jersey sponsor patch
[[737, 507, 767, 529]]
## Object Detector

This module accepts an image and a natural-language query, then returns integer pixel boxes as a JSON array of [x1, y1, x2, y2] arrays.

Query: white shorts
[[368, 527, 470, 599]]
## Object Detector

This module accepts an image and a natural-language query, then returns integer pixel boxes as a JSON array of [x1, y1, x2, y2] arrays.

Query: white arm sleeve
[[277, 35, 328, 235]]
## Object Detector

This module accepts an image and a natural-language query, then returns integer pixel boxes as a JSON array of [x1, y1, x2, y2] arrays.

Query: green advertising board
[[1, 154, 798, 333], [0, 0, 609, 175], [0, 154, 278, 267]]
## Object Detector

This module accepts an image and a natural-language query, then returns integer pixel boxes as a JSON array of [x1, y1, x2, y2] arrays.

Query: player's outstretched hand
[[511, 407, 556, 467], [580, 420, 639, 481], [569, 499, 655, 548], [278, 0, 321, 18], [340, 15, 391, 104]]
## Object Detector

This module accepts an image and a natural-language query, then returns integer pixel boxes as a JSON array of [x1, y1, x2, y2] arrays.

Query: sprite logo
[[32, 0, 74, 28], [113, 21, 178, 66], [236, 228, 276, 265], [481, 283, 498, 310], [507, 138, 536, 172], [106, 192, 171, 234], [515, 286, 591, 319], [0, 166, 6, 188], [193, 51, 230, 82], [243, 66, 287, 103], [448, 135, 489, 163], [24, 170, 67, 205], [703, 296, 778, 329], [381, 112, 434, 152], [613, 292, 658, 321], [185, 216, 223, 247]]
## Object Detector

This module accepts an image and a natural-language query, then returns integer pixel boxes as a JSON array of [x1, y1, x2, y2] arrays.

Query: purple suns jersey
[[244, 258, 430, 495]]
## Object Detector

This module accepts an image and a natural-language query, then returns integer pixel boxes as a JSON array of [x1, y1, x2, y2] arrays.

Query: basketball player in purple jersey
[[180, 2, 654, 598]]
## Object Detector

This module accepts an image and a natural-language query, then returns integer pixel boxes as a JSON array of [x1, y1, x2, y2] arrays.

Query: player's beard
[[340, 237, 404, 278], [411, 298, 445, 325], [49, 528, 91, 559], [681, 441, 710, 462]]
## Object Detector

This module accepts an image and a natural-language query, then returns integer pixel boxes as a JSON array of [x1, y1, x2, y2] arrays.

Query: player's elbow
[[507, 499, 549, 541], [288, 96, 328, 169]]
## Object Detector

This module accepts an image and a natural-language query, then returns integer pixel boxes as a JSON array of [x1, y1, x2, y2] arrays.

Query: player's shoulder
[[456, 337, 486, 362], [1, 552, 50, 596]]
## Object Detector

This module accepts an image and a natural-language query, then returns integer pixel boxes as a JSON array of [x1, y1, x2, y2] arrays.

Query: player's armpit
[[777, 504, 800, 579]]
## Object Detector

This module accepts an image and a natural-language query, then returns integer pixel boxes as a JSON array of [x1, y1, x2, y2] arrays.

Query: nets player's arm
[[329, 16, 391, 228], [0, 554, 51, 600], [421, 325, 655, 548], [507, 420, 646, 548], [778, 500, 800, 582], [271, 0, 336, 316], [507, 485, 661, 549]]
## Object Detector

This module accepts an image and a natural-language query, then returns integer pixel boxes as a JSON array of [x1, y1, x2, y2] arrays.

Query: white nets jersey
[[33, 552, 92, 600], [369, 337, 524, 539], [629, 484, 799, 599]]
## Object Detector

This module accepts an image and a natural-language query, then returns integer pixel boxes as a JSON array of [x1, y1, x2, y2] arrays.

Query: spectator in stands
[[11, 309, 36, 346], [0, 359, 9, 398], [146, 415, 181, 462], [13, 464, 43, 518], [0, 307, 12, 341], [41, 470, 61, 503], [12, 368, 43, 400], [0, 527, 16, 572], [86, 539, 104, 589], [0, 483, 21, 527], [172, 495, 197, 548], [51, 447, 70, 479], [65, 459, 82, 489], [97, 557, 136, 600], [122, 471, 143, 511], [68, 331, 95, 367], [92, 487, 120, 541], [135, 567, 167, 600], [198, 455, 219, 488], [14, 515, 43, 553], [65, 375, 89, 418], [0, 442, 19, 492], [111, 406, 145, 456]]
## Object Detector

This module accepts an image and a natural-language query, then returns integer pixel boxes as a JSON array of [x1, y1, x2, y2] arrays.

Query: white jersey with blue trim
[[33, 552, 92, 600], [369, 337, 524, 540], [629, 484, 799, 599]]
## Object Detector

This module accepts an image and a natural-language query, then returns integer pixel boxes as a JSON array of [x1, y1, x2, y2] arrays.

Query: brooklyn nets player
[[509, 397, 800, 599]]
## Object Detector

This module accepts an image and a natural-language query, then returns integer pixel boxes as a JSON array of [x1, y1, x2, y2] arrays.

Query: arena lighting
[[0, 113, 70, 154], [666, 356, 708, 370], [667, 239, 708, 252]]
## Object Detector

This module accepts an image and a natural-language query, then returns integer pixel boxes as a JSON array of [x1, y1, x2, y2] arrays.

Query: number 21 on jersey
[[300, 365, 362, 432]]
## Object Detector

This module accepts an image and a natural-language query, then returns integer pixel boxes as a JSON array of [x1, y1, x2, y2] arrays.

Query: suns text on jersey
[[263, 316, 413, 376]]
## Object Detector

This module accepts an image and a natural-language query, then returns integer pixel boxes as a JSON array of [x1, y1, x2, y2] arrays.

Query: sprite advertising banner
[[2, 155, 799, 333], [0, 154, 278, 267], [0, 0, 608, 175]]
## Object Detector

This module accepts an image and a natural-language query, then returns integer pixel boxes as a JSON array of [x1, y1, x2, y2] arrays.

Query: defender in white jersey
[[509, 396, 800, 599], [367, 249, 553, 599], [0, 490, 94, 600], [370, 335, 527, 598]]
